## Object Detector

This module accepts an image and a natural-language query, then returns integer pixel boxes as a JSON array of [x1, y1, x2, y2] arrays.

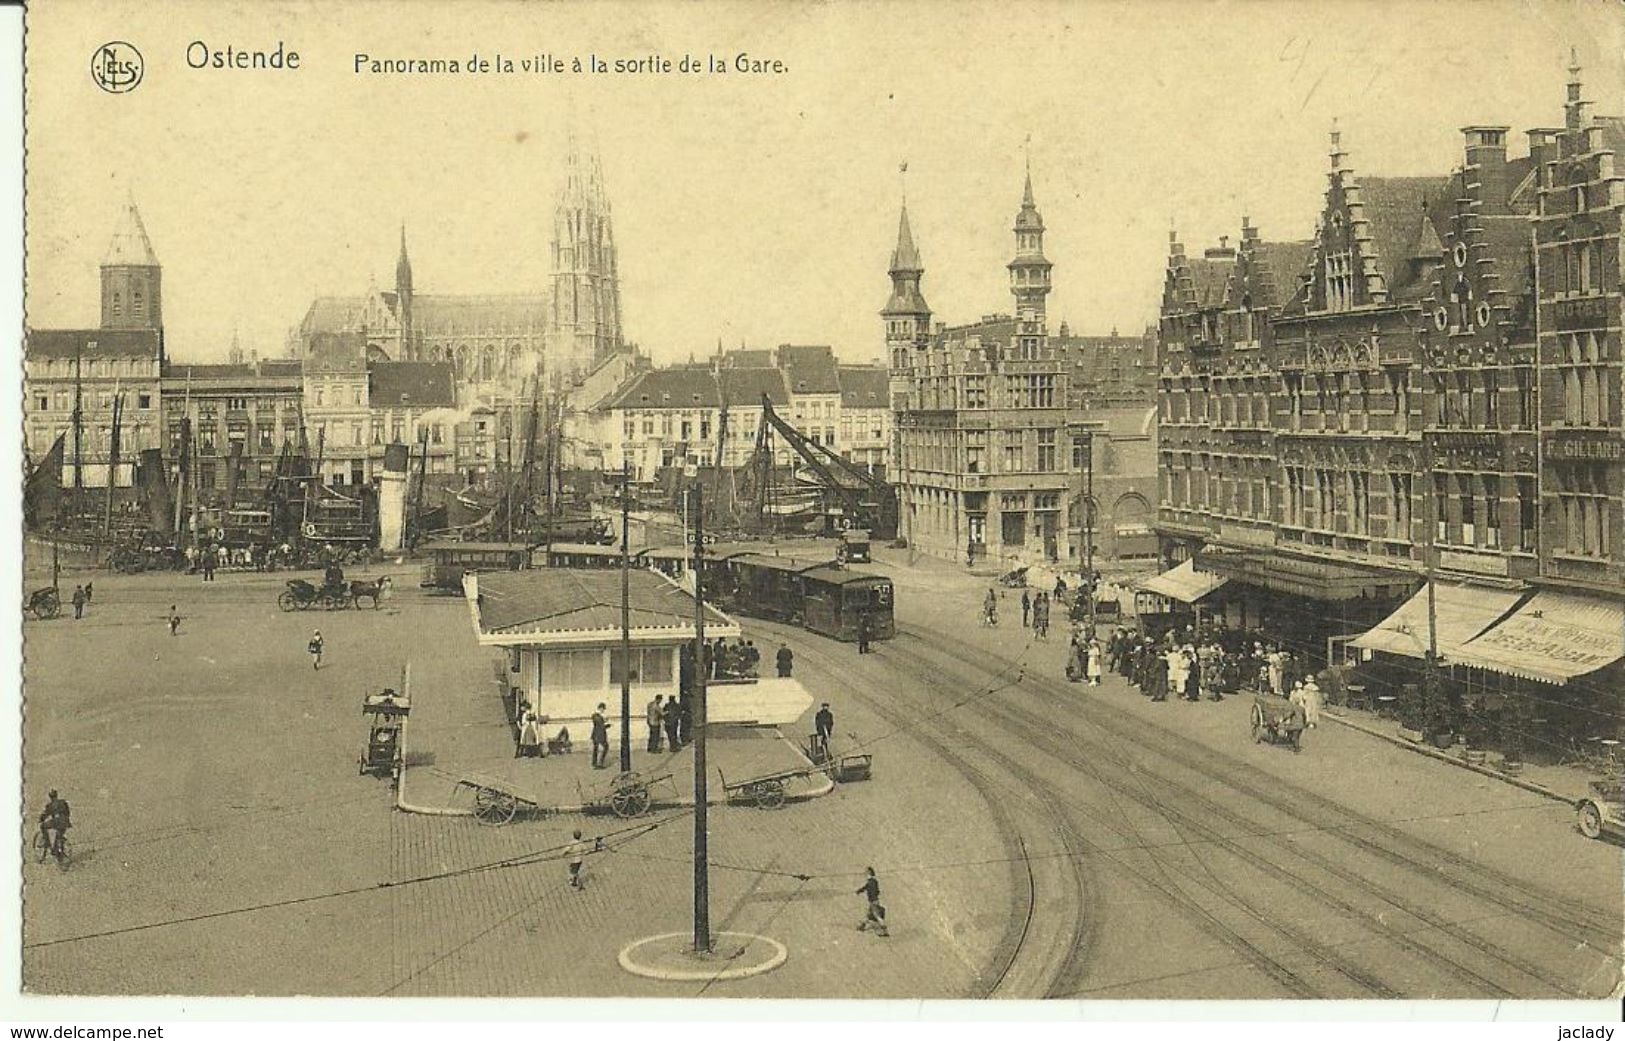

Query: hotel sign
[[1548, 295, 1612, 331]]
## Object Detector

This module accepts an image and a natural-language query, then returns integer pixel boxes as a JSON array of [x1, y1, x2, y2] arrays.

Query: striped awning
[[1458, 591, 1625, 685], [1137, 560, 1228, 603], [1350, 583, 1523, 664]]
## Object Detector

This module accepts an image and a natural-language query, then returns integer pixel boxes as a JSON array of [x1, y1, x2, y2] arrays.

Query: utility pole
[[71, 341, 83, 517], [618, 456, 632, 774], [103, 388, 124, 542], [1084, 430, 1096, 638], [690, 480, 711, 954]]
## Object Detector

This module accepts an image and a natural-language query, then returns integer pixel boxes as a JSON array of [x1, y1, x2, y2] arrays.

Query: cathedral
[[296, 137, 624, 404]]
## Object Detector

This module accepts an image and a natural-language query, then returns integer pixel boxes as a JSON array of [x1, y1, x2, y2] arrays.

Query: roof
[[607, 367, 722, 410], [25, 328, 161, 360], [422, 540, 532, 553], [837, 364, 888, 408], [777, 345, 841, 394], [1357, 175, 1451, 298], [1477, 215, 1534, 302], [718, 366, 789, 407], [1186, 256, 1235, 308], [470, 568, 736, 644], [723, 350, 775, 368], [890, 204, 923, 273], [369, 361, 455, 408], [301, 296, 368, 336], [800, 565, 892, 587], [733, 553, 829, 574], [103, 199, 160, 266], [1253, 240, 1315, 307], [163, 363, 251, 379], [411, 294, 548, 333]]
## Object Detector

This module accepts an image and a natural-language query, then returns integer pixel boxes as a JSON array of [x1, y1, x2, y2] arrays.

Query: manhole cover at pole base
[[618, 931, 788, 982]]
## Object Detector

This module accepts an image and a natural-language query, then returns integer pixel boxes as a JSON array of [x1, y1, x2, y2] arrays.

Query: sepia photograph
[[15, 0, 1625, 1011]]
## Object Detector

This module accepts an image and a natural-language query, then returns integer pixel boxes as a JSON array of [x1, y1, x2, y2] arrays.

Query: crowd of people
[[1072, 623, 1324, 725]]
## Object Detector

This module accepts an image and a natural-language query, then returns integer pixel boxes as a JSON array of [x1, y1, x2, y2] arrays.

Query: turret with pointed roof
[[1008, 164, 1053, 321], [395, 225, 415, 357], [882, 203, 930, 327], [100, 195, 162, 334]]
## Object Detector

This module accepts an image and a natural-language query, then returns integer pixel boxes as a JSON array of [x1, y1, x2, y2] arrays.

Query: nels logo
[[90, 41, 143, 94]]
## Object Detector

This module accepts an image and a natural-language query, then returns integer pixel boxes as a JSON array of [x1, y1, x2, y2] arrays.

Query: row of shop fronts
[[1134, 546, 1625, 756]]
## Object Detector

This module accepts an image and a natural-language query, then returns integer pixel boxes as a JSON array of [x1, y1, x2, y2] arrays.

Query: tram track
[[775, 628, 1095, 999], [891, 624, 1621, 998], [779, 626, 1335, 999]]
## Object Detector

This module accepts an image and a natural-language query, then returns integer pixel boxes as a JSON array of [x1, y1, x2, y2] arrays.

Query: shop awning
[[1350, 583, 1523, 663], [1136, 560, 1228, 603], [1457, 591, 1625, 685], [1196, 549, 1417, 602]]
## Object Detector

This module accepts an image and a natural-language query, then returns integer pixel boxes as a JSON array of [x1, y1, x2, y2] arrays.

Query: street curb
[[1323, 708, 1581, 806], [393, 729, 836, 817]]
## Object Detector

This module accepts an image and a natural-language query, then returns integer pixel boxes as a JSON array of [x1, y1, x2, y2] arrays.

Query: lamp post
[[1083, 429, 1096, 638], [618, 456, 632, 774], [689, 480, 711, 953]]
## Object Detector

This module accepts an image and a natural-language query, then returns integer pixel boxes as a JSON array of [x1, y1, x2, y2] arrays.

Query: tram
[[420, 540, 534, 592], [702, 550, 895, 644]]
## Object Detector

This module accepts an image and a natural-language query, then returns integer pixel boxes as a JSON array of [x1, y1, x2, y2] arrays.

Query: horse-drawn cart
[[1251, 692, 1305, 752], [23, 586, 61, 620], [280, 578, 350, 611], [453, 769, 672, 825]]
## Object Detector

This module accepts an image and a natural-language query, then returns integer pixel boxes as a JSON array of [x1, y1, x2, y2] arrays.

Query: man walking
[[308, 629, 324, 670], [814, 702, 835, 756], [1021, 589, 1031, 628], [567, 828, 595, 890], [168, 605, 181, 636], [71, 585, 86, 620], [663, 695, 682, 750], [776, 643, 794, 678], [590, 703, 610, 769], [856, 613, 871, 655], [856, 866, 888, 937], [646, 694, 664, 753]]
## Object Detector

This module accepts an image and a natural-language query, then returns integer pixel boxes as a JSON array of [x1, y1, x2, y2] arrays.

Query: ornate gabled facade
[[1534, 56, 1625, 600], [887, 170, 1077, 565]]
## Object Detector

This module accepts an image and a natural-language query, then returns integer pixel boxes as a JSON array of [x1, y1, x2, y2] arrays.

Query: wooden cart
[[1251, 693, 1305, 752]]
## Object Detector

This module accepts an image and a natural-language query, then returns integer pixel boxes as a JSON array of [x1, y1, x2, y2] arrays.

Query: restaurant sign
[[1547, 435, 1625, 462], [1437, 549, 1510, 577]]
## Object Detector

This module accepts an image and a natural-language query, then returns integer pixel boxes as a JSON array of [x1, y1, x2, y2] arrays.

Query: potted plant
[[1397, 682, 1425, 742], [1501, 696, 1527, 776], [1460, 699, 1490, 767], [1420, 669, 1456, 749]]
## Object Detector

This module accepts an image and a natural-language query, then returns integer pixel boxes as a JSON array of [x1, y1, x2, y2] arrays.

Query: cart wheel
[[474, 787, 518, 825], [296, 596, 313, 611], [611, 784, 652, 818], [1250, 703, 1265, 743], [278, 591, 298, 612], [35, 594, 61, 620], [1578, 800, 1604, 840], [752, 779, 787, 810]]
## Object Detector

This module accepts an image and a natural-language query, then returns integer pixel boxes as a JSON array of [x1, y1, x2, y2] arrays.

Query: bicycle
[[32, 827, 71, 869]]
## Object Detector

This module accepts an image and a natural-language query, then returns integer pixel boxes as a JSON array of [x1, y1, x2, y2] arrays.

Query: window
[[431, 423, 444, 445], [609, 647, 674, 686], [1350, 471, 1370, 535], [1285, 466, 1306, 527], [1325, 251, 1353, 311], [370, 418, 384, 445], [1036, 428, 1057, 471], [111, 292, 122, 318], [391, 417, 404, 443], [352, 388, 363, 406], [1557, 463, 1610, 557], [543, 649, 602, 690], [351, 422, 363, 446], [315, 388, 325, 407], [1457, 474, 1476, 546], [1513, 367, 1534, 429], [1482, 475, 1501, 548], [1517, 477, 1537, 552], [700, 418, 711, 440], [33, 394, 47, 411], [1003, 431, 1022, 472], [1389, 472, 1412, 540], [1482, 370, 1499, 427]]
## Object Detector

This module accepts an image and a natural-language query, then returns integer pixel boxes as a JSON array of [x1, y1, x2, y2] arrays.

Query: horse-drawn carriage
[[278, 574, 391, 611]]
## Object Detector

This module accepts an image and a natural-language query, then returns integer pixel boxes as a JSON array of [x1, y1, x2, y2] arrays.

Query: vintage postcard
[[16, 0, 1625, 1011]]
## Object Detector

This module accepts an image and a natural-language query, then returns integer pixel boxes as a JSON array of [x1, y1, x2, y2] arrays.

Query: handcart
[[1251, 692, 1305, 752]]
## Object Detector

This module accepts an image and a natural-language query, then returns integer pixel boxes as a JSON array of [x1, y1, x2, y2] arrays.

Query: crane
[[750, 394, 897, 540]]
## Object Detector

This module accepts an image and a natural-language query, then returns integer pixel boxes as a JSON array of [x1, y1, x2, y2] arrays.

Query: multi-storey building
[[1054, 324, 1158, 410], [1534, 58, 1625, 601], [836, 364, 890, 471], [161, 357, 304, 499], [887, 172, 1076, 564], [23, 199, 167, 490]]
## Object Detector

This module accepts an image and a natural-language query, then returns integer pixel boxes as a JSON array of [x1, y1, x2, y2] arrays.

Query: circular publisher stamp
[[91, 42, 144, 94]]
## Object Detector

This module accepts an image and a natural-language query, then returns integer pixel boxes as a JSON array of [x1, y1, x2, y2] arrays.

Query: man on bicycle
[[38, 789, 70, 857]]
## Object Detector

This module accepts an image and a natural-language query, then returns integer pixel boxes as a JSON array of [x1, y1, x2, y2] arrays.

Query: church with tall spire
[[296, 131, 626, 405]]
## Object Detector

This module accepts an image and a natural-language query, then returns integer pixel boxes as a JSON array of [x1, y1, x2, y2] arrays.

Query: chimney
[[1203, 236, 1236, 260], [1526, 128, 1562, 182], [1462, 126, 1511, 213]]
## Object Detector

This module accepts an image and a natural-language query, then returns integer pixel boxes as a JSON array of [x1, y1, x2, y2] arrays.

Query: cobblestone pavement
[[21, 567, 1010, 998]]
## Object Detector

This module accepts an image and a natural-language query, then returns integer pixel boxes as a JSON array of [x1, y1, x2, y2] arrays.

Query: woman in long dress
[[1298, 676, 1323, 727], [1086, 639, 1103, 686]]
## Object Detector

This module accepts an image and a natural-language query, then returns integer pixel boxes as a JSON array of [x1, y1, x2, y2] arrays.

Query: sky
[[24, 0, 1625, 367]]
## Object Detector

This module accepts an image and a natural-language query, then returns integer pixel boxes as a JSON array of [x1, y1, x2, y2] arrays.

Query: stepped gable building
[[887, 168, 1077, 565], [296, 140, 622, 405], [1534, 56, 1624, 603]]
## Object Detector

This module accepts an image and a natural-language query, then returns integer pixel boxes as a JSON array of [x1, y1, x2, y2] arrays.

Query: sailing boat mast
[[102, 384, 124, 541], [71, 339, 84, 517]]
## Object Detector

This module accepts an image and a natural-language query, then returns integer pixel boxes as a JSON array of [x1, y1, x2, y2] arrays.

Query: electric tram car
[[543, 542, 624, 569], [704, 551, 895, 643]]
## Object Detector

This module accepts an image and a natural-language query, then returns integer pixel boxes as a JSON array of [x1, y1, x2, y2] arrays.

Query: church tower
[[395, 224, 415, 359], [550, 138, 623, 383], [101, 196, 162, 333], [1007, 166, 1053, 329]]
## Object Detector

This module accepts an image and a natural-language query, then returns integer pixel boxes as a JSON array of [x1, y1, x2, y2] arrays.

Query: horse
[[349, 576, 392, 610]]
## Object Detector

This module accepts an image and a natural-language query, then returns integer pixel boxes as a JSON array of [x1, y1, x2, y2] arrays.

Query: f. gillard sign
[[1547, 435, 1625, 462]]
